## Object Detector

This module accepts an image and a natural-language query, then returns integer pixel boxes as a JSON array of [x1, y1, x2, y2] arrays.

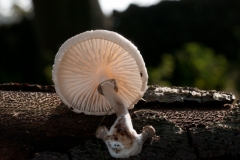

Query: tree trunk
[[0, 84, 239, 159]]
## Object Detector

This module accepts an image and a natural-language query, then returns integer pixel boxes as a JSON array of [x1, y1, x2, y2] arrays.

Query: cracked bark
[[0, 84, 239, 160]]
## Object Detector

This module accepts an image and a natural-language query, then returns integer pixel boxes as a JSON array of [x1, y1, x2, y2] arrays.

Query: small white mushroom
[[52, 30, 156, 158], [52, 30, 147, 115]]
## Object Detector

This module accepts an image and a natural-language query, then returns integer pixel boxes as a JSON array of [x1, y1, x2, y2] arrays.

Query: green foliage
[[176, 42, 229, 90], [148, 42, 229, 90], [43, 65, 53, 84], [148, 54, 175, 86], [42, 50, 56, 84]]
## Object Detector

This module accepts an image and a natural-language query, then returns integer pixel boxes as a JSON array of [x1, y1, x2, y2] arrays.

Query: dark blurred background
[[0, 0, 239, 96]]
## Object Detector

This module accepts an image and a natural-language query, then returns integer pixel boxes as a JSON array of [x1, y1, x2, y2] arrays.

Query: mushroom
[[52, 30, 156, 158]]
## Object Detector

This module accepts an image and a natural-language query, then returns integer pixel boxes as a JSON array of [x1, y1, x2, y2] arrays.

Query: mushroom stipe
[[97, 79, 118, 96], [52, 30, 157, 158]]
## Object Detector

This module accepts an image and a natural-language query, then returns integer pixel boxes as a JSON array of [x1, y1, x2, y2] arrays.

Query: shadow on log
[[0, 84, 239, 159]]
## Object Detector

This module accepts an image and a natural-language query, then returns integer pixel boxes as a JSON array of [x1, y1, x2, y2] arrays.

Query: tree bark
[[0, 84, 239, 159]]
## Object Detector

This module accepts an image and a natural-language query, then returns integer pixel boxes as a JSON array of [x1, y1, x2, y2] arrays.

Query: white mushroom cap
[[52, 30, 148, 115]]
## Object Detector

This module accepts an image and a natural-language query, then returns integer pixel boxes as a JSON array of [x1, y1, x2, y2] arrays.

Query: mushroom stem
[[96, 80, 157, 158], [99, 80, 128, 117]]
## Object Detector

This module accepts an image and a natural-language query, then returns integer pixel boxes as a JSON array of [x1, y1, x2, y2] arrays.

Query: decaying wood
[[0, 84, 239, 160], [143, 85, 236, 103]]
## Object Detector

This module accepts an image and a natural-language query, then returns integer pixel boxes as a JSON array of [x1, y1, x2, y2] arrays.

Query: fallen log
[[0, 84, 239, 159]]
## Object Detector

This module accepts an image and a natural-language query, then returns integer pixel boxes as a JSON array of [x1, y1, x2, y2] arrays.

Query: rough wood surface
[[143, 85, 236, 103], [0, 84, 239, 160]]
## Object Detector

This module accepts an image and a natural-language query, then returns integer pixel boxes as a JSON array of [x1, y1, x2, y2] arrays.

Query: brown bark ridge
[[0, 84, 239, 160]]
